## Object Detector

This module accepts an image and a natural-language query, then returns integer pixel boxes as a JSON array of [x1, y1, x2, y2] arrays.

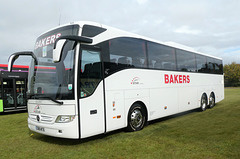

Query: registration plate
[[36, 126, 45, 132]]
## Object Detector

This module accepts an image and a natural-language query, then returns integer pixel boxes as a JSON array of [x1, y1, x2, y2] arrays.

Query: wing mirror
[[53, 35, 92, 63], [8, 51, 38, 72], [53, 39, 66, 63]]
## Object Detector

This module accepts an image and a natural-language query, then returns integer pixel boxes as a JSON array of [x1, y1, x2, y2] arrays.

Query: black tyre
[[200, 94, 208, 111], [126, 103, 146, 132], [209, 93, 215, 108]]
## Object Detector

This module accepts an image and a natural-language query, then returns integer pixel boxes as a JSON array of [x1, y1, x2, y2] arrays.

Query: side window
[[148, 42, 176, 70], [109, 38, 147, 70], [176, 49, 196, 72], [207, 57, 223, 74], [80, 50, 102, 98], [196, 55, 223, 74], [196, 54, 208, 73], [207, 57, 215, 73], [215, 59, 223, 74]]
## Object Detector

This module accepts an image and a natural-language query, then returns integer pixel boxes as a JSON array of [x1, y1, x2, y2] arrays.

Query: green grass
[[0, 88, 240, 159]]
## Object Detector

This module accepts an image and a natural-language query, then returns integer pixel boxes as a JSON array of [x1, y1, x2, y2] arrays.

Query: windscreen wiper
[[31, 95, 63, 105]]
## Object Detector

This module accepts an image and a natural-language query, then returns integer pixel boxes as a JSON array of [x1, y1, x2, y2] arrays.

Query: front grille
[[29, 113, 55, 124]]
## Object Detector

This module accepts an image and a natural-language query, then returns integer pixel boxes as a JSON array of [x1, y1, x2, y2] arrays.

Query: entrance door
[[15, 79, 27, 108], [3, 79, 15, 110], [2, 78, 27, 111], [0, 80, 3, 112], [79, 49, 105, 138]]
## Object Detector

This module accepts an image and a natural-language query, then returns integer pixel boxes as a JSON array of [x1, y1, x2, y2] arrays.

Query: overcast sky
[[1, 0, 240, 65]]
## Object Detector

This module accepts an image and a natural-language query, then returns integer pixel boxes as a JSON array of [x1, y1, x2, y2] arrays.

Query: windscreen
[[28, 25, 79, 100]]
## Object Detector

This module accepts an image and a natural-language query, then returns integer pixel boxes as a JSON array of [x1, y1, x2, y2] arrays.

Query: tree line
[[224, 62, 240, 87]]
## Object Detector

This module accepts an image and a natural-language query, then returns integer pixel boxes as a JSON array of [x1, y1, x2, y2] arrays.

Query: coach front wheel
[[127, 103, 146, 132]]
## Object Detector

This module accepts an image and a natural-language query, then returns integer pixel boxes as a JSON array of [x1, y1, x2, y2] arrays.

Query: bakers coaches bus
[[8, 21, 224, 139]]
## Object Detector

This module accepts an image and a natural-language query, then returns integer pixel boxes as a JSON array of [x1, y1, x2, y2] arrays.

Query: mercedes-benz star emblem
[[37, 115, 40, 122]]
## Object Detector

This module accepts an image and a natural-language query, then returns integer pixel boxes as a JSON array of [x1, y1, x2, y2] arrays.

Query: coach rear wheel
[[209, 93, 215, 108], [200, 94, 208, 111], [127, 103, 146, 132]]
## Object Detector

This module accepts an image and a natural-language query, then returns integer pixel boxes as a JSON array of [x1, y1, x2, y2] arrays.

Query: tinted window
[[176, 49, 196, 72], [82, 25, 106, 37], [207, 57, 215, 73], [196, 54, 208, 73], [215, 59, 223, 74], [109, 37, 147, 69], [148, 42, 176, 70], [207, 57, 223, 74], [100, 37, 223, 75]]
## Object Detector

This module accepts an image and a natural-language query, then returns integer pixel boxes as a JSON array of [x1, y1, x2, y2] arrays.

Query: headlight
[[55, 115, 75, 123]]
